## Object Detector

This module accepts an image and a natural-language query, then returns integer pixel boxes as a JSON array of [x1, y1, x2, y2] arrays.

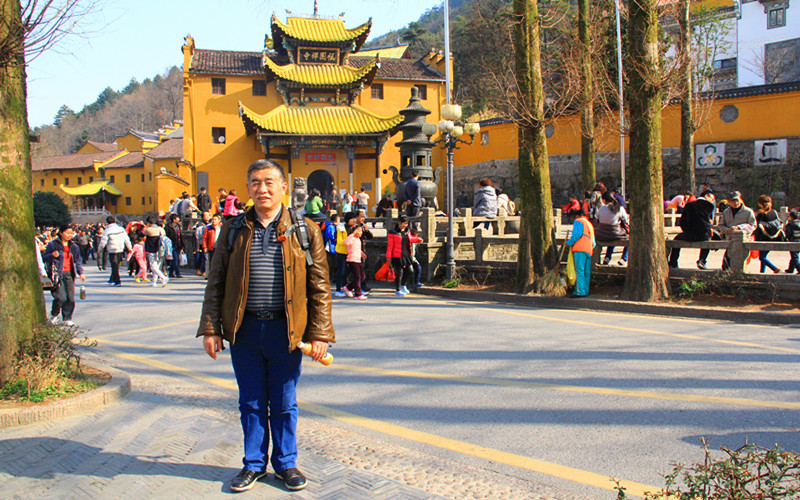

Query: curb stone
[[415, 286, 800, 325], [0, 362, 131, 429]]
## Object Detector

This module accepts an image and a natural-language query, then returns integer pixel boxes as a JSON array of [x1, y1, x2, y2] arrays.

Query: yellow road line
[[100, 344, 661, 498], [91, 320, 197, 339], [326, 363, 800, 410]]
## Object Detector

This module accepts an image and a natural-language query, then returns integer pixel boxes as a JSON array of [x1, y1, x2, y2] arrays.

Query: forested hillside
[[32, 66, 182, 156]]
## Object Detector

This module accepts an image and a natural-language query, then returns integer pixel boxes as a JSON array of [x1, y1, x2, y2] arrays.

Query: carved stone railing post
[[474, 227, 484, 264], [464, 208, 474, 237], [421, 207, 436, 242], [728, 230, 747, 272]]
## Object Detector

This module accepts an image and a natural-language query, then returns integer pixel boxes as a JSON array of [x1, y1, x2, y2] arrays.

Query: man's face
[[730, 198, 742, 209], [212, 216, 221, 227], [202, 212, 211, 223], [357, 213, 366, 224], [247, 167, 287, 214]]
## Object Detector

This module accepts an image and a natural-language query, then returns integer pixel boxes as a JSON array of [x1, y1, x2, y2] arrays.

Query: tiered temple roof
[[240, 102, 403, 135]]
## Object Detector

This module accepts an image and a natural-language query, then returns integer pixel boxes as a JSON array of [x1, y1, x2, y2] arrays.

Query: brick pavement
[[0, 348, 564, 500]]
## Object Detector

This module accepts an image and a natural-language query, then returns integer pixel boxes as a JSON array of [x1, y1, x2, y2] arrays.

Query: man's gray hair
[[247, 159, 286, 182]]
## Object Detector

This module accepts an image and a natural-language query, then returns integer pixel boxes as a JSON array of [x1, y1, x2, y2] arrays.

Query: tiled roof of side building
[[347, 56, 445, 81], [32, 151, 124, 172], [190, 49, 263, 76], [190, 49, 445, 81], [104, 151, 144, 169], [164, 127, 183, 139], [86, 141, 118, 151], [144, 138, 183, 160]]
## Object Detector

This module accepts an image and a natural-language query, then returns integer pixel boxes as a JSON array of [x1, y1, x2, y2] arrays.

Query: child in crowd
[[343, 225, 367, 300], [784, 210, 800, 274], [409, 227, 423, 287], [130, 236, 150, 283]]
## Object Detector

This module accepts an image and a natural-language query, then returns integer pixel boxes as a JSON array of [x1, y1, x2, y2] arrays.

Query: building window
[[53, 178, 57, 186], [481, 131, 489, 145], [212, 127, 226, 144], [64, 178, 69, 185], [89, 176, 93, 182], [125, 174, 130, 183], [713, 58, 737, 69], [371, 83, 384, 99], [141, 173, 145, 182], [149, 172, 152, 181], [252, 79, 267, 96], [141, 196, 145, 205], [149, 196, 152, 204], [125, 197, 131, 206], [40, 179, 44, 187], [77, 177, 82, 185], [211, 78, 226, 95], [416, 84, 427, 100], [110, 175, 115, 183], [768, 7, 786, 28]]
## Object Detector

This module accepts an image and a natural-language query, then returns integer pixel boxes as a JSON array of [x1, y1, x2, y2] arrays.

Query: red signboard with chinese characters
[[305, 153, 336, 162]]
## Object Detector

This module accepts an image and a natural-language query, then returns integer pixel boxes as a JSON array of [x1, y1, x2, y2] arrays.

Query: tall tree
[[678, 0, 695, 194], [622, 0, 670, 301], [513, 0, 557, 293], [0, 0, 45, 384], [578, 0, 596, 192]]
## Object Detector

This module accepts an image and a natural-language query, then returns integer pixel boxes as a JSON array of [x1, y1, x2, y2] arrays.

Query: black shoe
[[696, 260, 708, 270], [668, 264, 678, 269], [275, 468, 307, 491], [230, 468, 266, 492]]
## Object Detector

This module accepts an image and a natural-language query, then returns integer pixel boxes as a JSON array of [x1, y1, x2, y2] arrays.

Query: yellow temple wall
[[103, 165, 149, 215], [115, 133, 143, 152], [454, 90, 800, 167], [32, 169, 95, 207]]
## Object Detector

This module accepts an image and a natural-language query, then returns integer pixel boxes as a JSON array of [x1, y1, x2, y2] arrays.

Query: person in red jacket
[[203, 214, 222, 277], [385, 215, 422, 296]]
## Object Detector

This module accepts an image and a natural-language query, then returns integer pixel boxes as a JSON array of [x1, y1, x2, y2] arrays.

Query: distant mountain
[[32, 66, 183, 156]]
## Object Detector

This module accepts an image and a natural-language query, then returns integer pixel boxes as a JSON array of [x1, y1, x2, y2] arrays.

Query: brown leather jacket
[[197, 207, 335, 349]]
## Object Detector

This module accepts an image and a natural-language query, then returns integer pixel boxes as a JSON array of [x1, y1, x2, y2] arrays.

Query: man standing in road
[[716, 190, 756, 270], [98, 215, 132, 286], [197, 186, 212, 213], [198, 159, 334, 493], [165, 213, 184, 278], [404, 171, 423, 218]]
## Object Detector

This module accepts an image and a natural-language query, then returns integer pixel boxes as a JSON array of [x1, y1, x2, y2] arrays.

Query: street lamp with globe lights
[[423, 104, 480, 280]]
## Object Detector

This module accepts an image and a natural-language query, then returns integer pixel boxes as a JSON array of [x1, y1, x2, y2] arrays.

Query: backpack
[[227, 208, 313, 265], [334, 225, 348, 254]]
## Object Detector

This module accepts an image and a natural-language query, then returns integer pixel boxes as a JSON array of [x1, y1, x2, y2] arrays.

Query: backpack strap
[[226, 213, 248, 252], [286, 208, 314, 266]]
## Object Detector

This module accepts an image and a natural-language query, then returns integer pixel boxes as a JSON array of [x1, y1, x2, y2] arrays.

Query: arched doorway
[[307, 169, 334, 198]]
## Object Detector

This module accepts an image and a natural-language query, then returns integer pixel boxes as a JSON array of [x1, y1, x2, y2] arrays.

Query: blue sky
[[26, 0, 440, 128]]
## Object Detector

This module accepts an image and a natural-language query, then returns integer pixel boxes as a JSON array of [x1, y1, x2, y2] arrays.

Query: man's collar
[[254, 205, 283, 228]]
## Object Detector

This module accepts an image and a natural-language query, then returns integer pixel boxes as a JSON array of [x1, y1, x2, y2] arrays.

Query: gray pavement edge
[[0, 362, 131, 429], [415, 286, 800, 325]]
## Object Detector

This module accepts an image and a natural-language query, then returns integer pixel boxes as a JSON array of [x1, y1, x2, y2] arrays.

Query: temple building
[[181, 9, 449, 206]]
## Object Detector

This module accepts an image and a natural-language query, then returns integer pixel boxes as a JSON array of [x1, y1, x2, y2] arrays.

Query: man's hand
[[203, 335, 224, 360], [309, 340, 328, 362], [80, 275, 85, 282], [52, 250, 60, 258]]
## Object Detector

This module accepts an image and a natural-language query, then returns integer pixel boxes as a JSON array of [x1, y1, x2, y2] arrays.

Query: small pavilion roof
[[60, 178, 123, 196], [263, 56, 378, 87], [271, 15, 371, 48]]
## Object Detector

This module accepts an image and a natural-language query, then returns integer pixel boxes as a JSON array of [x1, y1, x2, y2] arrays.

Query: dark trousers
[[79, 245, 89, 264], [326, 252, 336, 284], [51, 273, 75, 320], [346, 261, 365, 297], [195, 250, 206, 274], [759, 250, 778, 272], [335, 253, 347, 291], [406, 205, 421, 218], [97, 248, 107, 270], [229, 315, 301, 473], [788, 251, 800, 273], [668, 233, 710, 267], [169, 248, 182, 277], [108, 252, 123, 284], [391, 257, 412, 291]]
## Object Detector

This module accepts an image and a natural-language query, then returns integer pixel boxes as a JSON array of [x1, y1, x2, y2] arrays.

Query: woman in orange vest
[[565, 208, 596, 297]]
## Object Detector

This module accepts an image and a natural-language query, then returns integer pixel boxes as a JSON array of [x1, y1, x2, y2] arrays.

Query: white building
[[713, 0, 799, 88]]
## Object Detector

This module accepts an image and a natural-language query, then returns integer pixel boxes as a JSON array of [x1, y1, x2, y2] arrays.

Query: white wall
[[737, 1, 800, 86]]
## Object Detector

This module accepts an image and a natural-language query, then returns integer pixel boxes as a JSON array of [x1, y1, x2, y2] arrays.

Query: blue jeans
[[169, 248, 182, 277], [759, 250, 778, 273], [230, 315, 302, 473]]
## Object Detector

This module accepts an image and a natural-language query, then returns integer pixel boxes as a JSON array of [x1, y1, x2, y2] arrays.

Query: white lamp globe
[[422, 123, 438, 137], [441, 104, 462, 121], [464, 122, 481, 136], [452, 125, 464, 138], [438, 120, 454, 133]]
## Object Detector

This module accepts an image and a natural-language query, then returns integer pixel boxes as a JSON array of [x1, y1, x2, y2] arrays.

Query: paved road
[[2, 266, 799, 499]]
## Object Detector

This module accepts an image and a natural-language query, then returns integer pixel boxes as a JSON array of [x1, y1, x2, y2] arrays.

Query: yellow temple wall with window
[[455, 89, 800, 167]]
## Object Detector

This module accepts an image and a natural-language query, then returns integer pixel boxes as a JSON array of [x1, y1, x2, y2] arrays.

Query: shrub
[[33, 190, 71, 227]]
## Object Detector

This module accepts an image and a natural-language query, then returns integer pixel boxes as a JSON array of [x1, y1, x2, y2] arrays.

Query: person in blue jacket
[[43, 225, 85, 326], [565, 208, 596, 298]]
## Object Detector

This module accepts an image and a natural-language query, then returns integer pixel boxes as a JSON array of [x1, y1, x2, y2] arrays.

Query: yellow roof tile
[[358, 46, 408, 59], [60, 179, 123, 196], [272, 15, 371, 43], [240, 102, 402, 135], [263, 56, 377, 86]]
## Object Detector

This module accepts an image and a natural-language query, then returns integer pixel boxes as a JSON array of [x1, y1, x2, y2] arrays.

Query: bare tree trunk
[[578, 0, 596, 191], [0, 0, 45, 384], [621, 0, 670, 301], [679, 0, 695, 194], [513, 0, 557, 293]]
